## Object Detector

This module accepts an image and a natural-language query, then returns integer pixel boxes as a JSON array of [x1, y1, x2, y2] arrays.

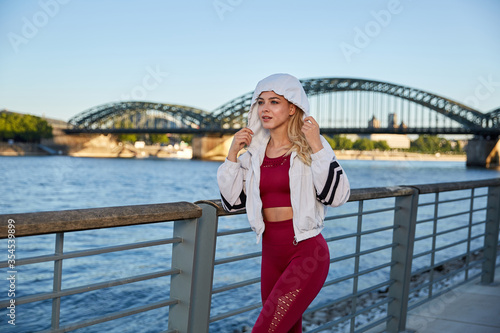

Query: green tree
[[0, 112, 52, 142], [118, 134, 138, 143], [149, 134, 170, 145], [409, 135, 462, 154], [353, 138, 375, 150], [325, 135, 354, 150], [374, 140, 390, 151], [115, 118, 138, 143], [180, 134, 194, 145]]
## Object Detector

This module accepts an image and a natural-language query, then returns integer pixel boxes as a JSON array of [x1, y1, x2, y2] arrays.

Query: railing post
[[481, 184, 500, 285], [189, 202, 219, 333], [51, 232, 64, 330], [168, 217, 198, 333], [387, 189, 419, 333]]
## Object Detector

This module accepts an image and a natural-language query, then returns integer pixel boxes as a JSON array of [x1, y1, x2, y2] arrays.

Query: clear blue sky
[[1, 0, 499, 121]]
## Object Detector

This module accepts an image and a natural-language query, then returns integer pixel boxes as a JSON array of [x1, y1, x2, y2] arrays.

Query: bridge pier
[[192, 135, 233, 160], [466, 136, 500, 168]]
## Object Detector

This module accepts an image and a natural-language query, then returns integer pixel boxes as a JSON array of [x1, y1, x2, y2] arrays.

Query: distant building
[[388, 113, 398, 128], [368, 115, 380, 128], [350, 114, 411, 149], [368, 134, 411, 149]]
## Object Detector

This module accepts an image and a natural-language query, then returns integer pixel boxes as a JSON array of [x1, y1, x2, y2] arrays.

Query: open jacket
[[217, 135, 350, 244], [217, 73, 350, 243]]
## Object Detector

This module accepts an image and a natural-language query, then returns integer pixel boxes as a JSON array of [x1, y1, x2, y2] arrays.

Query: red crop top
[[260, 153, 292, 209]]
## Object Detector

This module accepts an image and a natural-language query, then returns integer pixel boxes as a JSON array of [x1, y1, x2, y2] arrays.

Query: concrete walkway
[[404, 267, 500, 333]]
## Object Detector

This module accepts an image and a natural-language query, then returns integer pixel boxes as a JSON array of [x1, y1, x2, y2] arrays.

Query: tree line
[[0, 112, 53, 143], [325, 135, 463, 154]]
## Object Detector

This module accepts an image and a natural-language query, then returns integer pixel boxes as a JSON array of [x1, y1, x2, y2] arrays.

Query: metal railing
[[1, 179, 499, 333]]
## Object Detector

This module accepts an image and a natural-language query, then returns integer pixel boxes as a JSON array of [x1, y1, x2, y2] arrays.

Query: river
[[0, 156, 499, 332]]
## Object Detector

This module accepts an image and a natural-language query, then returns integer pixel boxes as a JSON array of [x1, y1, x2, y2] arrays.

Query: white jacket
[[217, 74, 350, 243]]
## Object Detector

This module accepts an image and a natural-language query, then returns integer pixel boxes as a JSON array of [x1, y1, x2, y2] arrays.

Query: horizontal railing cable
[[413, 234, 485, 259], [325, 206, 398, 222], [324, 225, 396, 243], [0, 268, 180, 308], [307, 280, 395, 315], [330, 243, 398, 264], [217, 227, 252, 237], [214, 251, 262, 266], [323, 262, 395, 288], [407, 270, 484, 311], [211, 277, 260, 294], [38, 298, 179, 333], [414, 220, 485, 242], [209, 302, 262, 323], [0, 237, 182, 268], [417, 193, 488, 207], [409, 259, 484, 295], [411, 249, 485, 277], [416, 207, 487, 224]]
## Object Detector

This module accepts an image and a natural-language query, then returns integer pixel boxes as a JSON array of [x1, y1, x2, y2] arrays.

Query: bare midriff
[[263, 207, 293, 222]]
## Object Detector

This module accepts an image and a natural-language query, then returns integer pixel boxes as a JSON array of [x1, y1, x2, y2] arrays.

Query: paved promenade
[[405, 266, 500, 333], [364, 266, 500, 333]]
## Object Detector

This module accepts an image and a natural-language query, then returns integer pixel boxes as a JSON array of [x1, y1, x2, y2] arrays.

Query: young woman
[[217, 73, 350, 332]]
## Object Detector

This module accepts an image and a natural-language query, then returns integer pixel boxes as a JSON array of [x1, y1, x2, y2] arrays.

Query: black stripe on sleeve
[[317, 161, 340, 202], [220, 190, 246, 211], [325, 169, 343, 205]]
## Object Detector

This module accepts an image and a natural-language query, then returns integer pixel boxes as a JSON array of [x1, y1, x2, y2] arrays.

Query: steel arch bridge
[[68, 101, 208, 131], [67, 78, 500, 136]]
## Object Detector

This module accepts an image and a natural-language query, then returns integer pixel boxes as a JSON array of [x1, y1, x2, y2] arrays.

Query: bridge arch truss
[[207, 78, 494, 133], [69, 101, 209, 130], [68, 78, 498, 136]]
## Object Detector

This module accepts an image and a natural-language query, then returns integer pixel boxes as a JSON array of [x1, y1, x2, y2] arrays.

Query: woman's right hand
[[227, 128, 254, 162]]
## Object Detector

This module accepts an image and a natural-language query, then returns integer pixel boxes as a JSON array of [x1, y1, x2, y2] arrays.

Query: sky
[[0, 0, 499, 122]]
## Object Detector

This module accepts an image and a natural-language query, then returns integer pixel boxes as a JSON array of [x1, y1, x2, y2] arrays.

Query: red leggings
[[253, 220, 330, 333]]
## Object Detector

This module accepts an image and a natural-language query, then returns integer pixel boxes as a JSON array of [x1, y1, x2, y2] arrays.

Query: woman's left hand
[[302, 116, 324, 153]]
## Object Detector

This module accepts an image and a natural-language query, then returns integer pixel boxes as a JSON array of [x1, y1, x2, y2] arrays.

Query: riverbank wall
[[0, 141, 466, 162], [334, 150, 466, 162], [0, 134, 193, 159]]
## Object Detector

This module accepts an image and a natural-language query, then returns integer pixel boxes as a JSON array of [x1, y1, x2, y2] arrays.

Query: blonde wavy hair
[[287, 106, 313, 165]]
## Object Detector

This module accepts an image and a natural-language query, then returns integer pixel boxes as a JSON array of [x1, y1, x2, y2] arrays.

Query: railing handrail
[[2, 179, 499, 238], [0, 201, 201, 238], [410, 178, 500, 194]]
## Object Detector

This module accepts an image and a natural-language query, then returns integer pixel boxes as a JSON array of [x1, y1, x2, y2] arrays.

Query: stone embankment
[[334, 150, 466, 162], [0, 135, 465, 162], [208, 150, 466, 162], [0, 142, 50, 156], [0, 135, 192, 159], [0, 143, 465, 162]]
